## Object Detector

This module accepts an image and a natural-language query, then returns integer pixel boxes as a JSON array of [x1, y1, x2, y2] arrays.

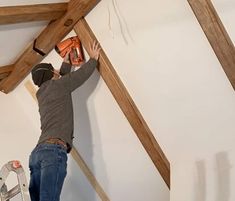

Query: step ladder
[[0, 161, 30, 201]]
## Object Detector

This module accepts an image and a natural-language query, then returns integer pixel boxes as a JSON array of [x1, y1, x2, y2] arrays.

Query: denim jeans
[[29, 143, 67, 201]]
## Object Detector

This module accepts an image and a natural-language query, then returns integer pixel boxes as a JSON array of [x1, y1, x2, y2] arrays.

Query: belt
[[43, 138, 67, 149]]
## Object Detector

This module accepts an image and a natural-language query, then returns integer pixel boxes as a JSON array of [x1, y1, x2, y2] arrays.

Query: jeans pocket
[[40, 149, 58, 168]]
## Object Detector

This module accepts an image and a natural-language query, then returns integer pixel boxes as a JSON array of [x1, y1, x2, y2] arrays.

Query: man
[[29, 41, 100, 201]]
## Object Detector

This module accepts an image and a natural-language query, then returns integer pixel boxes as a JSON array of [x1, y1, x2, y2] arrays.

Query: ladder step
[[0, 161, 30, 201]]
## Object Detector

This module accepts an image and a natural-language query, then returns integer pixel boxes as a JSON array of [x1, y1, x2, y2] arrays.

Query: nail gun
[[55, 36, 84, 66]]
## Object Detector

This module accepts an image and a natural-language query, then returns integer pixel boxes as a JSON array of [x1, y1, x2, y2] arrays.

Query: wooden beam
[[0, 73, 8, 80], [74, 18, 170, 188], [188, 0, 235, 89], [0, 3, 68, 25], [24, 80, 37, 102], [24, 80, 110, 201], [71, 148, 110, 201], [0, 65, 14, 74], [0, 0, 100, 94], [0, 65, 14, 81]]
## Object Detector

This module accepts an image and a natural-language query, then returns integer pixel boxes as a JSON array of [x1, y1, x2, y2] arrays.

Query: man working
[[29, 41, 100, 201]]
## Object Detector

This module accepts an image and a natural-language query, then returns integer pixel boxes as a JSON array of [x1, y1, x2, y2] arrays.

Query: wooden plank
[[0, 73, 8, 80], [0, 0, 100, 94], [188, 0, 235, 89], [0, 65, 14, 81], [24, 80, 37, 102], [0, 65, 14, 74], [24, 80, 110, 201], [74, 18, 170, 188], [0, 3, 68, 25], [71, 148, 110, 201]]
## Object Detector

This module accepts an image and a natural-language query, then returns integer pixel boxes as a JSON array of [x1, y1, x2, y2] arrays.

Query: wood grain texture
[[0, 0, 100, 94], [24, 80, 110, 201], [188, 0, 235, 89], [74, 18, 170, 188], [0, 3, 67, 25], [0, 65, 14, 81], [0, 73, 8, 80], [0, 65, 14, 74]]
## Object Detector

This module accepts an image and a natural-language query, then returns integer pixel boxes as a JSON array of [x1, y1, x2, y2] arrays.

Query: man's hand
[[89, 41, 101, 61]]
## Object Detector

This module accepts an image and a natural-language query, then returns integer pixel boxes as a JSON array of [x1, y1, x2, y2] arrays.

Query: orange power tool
[[55, 36, 84, 66]]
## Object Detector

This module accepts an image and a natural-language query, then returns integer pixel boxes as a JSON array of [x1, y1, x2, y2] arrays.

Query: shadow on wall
[[216, 152, 232, 201], [195, 160, 206, 201], [194, 152, 232, 201], [62, 69, 109, 201]]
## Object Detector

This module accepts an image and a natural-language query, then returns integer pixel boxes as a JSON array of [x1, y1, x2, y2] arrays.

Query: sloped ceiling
[[0, 0, 101, 93], [0, 0, 170, 195], [0, 0, 68, 66], [0, 0, 234, 200], [1, 0, 234, 93]]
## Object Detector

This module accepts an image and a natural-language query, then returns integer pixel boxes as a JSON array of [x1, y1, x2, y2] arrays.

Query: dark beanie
[[31, 63, 54, 87]]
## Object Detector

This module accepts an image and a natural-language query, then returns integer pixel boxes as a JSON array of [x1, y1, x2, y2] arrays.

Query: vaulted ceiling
[[0, 0, 171, 195], [0, 0, 99, 93], [0, 0, 234, 196], [0, 0, 234, 94]]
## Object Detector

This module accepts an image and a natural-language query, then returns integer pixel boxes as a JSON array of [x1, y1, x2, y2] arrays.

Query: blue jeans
[[29, 143, 67, 201]]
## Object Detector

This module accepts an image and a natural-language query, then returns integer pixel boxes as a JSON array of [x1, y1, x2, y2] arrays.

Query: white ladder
[[0, 161, 30, 201]]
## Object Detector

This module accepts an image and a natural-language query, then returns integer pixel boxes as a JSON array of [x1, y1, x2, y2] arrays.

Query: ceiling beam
[[74, 18, 170, 189], [0, 3, 68, 25], [0, 73, 8, 80], [0, 65, 14, 82], [0, 65, 14, 74], [188, 0, 235, 90], [0, 0, 100, 94], [0, 65, 14, 80]]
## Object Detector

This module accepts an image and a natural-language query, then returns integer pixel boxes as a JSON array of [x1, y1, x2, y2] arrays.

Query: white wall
[[0, 83, 39, 200], [83, 0, 235, 200], [0, 0, 235, 201]]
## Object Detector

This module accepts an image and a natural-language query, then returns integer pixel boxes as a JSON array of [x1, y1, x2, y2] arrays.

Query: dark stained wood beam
[[0, 3, 68, 25], [74, 18, 170, 189], [0, 0, 100, 94], [188, 0, 235, 89]]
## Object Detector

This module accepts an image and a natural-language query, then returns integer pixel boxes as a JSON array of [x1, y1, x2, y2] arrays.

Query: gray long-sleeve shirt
[[36, 58, 97, 153]]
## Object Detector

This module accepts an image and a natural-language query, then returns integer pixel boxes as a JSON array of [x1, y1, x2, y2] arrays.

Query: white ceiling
[[0, 0, 68, 67]]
